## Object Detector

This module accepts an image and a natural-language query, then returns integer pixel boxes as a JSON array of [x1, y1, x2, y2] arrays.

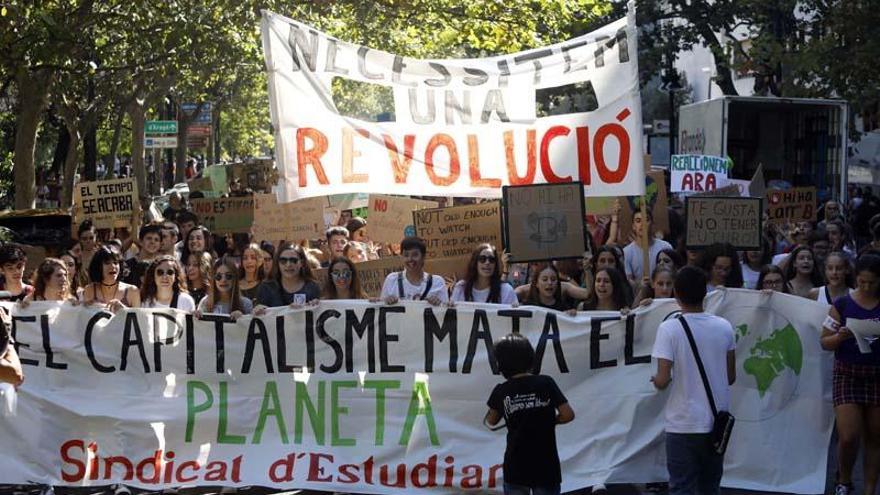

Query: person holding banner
[[451, 244, 517, 305], [322, 257, 364, 300], [80, 246, 140, 311], [523, 265, 577, 315], [485, 333, 575, 495], [380, 237, 448, 305], [810, 252, 854, 304], [783, 246, 825, 298], [700, 243, 744, 291], [238, 243, 267, 304], [185, 252, 213, 306], [579, 267, 633, 313], [254, 242, 320, 313], [22, 258, 76, 304], [197, 258, 253, 319], [0, 319, 23, 388], [0, 244, 34, 302], [140, 256, 195, 311], [820, 254, 880, 495], [757, 265, 788, 293]]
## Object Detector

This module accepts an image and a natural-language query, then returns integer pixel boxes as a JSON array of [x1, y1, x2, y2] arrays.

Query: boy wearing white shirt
[[651, 266, 736, 495], [381, 237, 448, 306]]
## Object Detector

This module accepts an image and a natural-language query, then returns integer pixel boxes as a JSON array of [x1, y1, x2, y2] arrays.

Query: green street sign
[[145, 120, 178, 135]]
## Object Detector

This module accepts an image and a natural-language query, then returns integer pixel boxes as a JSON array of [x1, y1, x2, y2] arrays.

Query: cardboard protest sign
[[252, 194, 290, 243], [618, 169, 670, 239], [186, 177, 221, 198], [228, 160, 277, 191], [369, 195, 438, 245], [73, 178, 138, 229], [262, 10, 645, 201], [670, 154, 730, 193], [503, 183, 587, 263], [685, 196, 762, 250], [413, 202, 503, 259], [766, 187, 817, 224], [190, 197, 254, 234]]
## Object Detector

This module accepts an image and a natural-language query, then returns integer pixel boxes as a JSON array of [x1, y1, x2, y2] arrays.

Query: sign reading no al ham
[[261, 10, 646, 201]]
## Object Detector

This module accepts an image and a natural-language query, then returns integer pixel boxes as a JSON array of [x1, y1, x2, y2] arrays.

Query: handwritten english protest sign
[[368, 195, 438, 245], [261, 10, 645, 201], [685, 196, 763, 250], [0, 292, 833, 493], [503, 182, 587, 263], [190, 197, 255, 234], [766, 187, 817, 224], [670, 154, 730, 194], [73, 178, 139, 229], [413, 202, 503, 259]]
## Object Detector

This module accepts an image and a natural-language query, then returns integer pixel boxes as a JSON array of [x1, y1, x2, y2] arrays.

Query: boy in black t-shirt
[[485, 333, 575, 495]]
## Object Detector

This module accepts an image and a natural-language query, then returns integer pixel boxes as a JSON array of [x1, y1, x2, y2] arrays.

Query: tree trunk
[[698, 25, 740, 97], [104, 105, 125, 179], [127, 100, 147, 198], [176, 118, 189, 184], [60, 125, 81, 208], [83, 76, 98, 181], [51, 125, 70, 178], [13, 68, 53, 210]]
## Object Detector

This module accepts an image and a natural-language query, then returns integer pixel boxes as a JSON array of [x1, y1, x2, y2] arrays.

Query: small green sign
[[145, 120, 178, 135]]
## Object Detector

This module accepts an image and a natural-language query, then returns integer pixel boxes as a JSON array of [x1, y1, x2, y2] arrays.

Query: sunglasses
[[214, 273, 235, 281], [477, 255, 496, 264], [331, 270, 352, 280], [156, 269, 176, 277], [278, 256, 300, 265]]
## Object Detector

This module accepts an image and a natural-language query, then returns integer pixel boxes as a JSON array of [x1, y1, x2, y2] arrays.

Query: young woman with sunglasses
[[81, 246, 140, 312], [323, 257, 364, 300], [140, 255, 195, 310], [254, 242, 320, 314], [451, 244, 517, 304], [197, 258, 252, 319]]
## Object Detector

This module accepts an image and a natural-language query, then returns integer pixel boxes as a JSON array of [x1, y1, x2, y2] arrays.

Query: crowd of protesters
[[0, 186, 879, 495]]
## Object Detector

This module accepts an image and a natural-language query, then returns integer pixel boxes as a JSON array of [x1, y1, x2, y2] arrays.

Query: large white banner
[[261, 10, 646, 201], [0, 290, 831, 493]]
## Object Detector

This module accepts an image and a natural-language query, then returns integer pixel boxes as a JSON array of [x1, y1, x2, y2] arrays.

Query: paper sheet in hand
[[847, 318, 880, 354]]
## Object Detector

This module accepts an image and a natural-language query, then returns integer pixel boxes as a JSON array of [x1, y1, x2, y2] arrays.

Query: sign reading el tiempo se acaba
[[261, 10, 645, 201], [73, 178, 138, 228]]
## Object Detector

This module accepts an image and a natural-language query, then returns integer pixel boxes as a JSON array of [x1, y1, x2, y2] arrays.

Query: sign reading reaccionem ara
[[261, 10, 645, 201], [0, 292, 832, 493]]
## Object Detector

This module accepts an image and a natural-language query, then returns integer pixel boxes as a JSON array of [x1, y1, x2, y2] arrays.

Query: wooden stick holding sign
[[640, 195, 650, 285]]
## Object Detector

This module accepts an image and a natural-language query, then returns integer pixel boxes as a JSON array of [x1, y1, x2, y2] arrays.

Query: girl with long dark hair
[[323, 257, 365, 300], [140, 255, 194, 310], [451, 244, 517, 304]]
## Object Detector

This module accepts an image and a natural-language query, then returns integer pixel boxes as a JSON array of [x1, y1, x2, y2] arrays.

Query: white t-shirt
[[142, 292, 196, 312], [741, 262, 760, 290], [380, 272, 449, 302], [450, 281, 518, 305], [651, 313, 735, 434], [623, 239, 673, 281]]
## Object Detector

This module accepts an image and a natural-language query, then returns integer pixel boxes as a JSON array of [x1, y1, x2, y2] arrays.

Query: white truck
[[677, 96, 849, 200]]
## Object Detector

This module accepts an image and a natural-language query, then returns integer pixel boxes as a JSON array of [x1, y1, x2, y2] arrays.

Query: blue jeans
[[503, 482, 561, 495], [666, 432, 724, 495]]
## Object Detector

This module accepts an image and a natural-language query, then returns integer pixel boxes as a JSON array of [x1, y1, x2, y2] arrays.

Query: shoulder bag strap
[[171, 290, 180, 309], [825, 287, 833, 305], [678, 315, 719, 417], [397, 271, 405, 298], [420, 274, 434, 300]]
